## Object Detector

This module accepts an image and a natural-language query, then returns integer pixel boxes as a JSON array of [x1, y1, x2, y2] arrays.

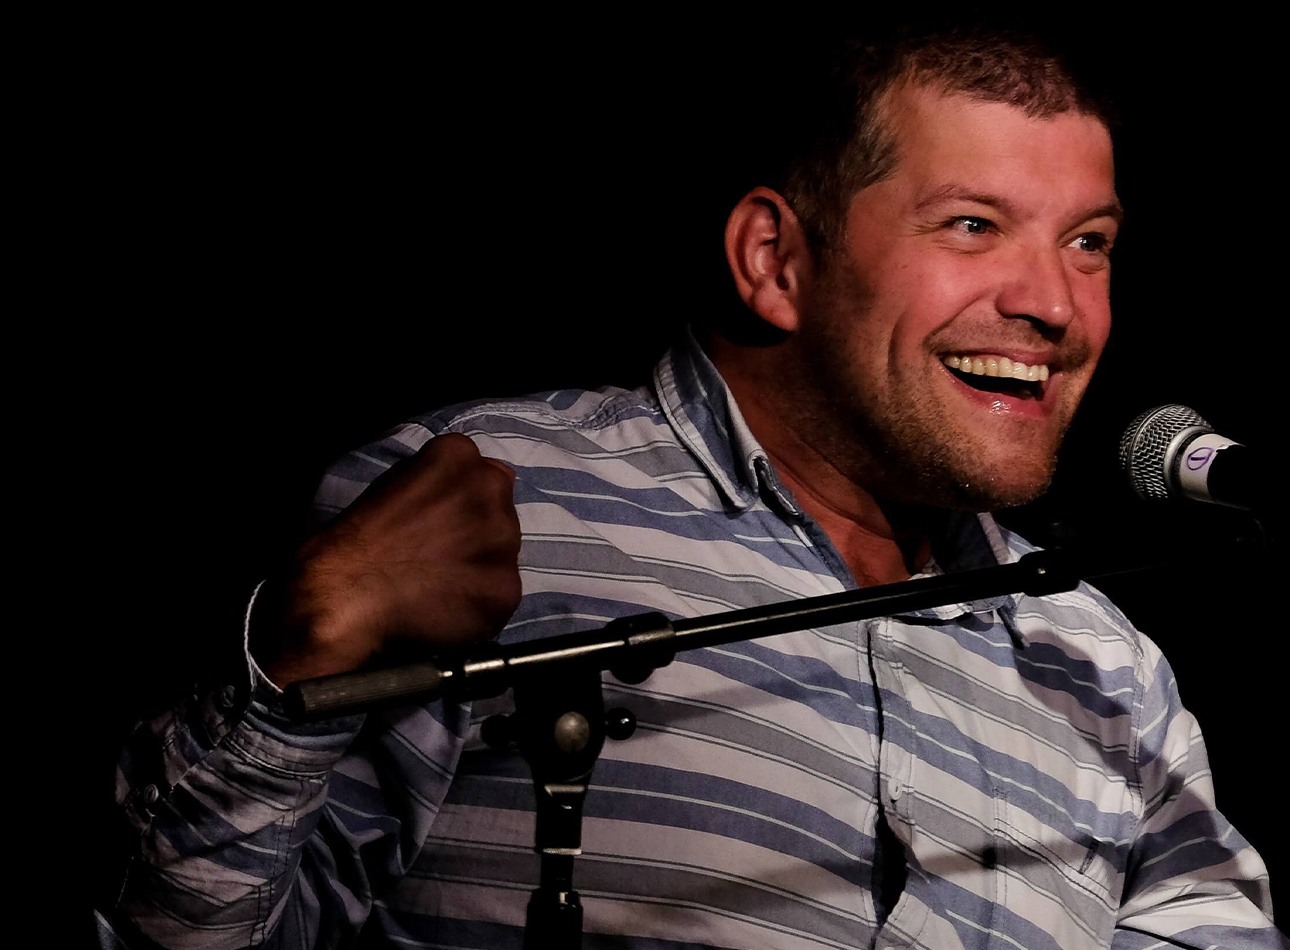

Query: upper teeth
[[943, 354, 1049, 382]]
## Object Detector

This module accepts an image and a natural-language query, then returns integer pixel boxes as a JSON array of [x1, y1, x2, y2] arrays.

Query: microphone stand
[[281, 546, 1166, 949]]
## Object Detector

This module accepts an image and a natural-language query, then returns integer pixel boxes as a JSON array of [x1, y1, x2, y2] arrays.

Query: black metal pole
[[285, 547, 1102, 720]]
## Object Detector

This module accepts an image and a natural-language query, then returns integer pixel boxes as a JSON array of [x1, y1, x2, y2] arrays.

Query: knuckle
[[481, 504, 522, 551], [500, 517, 522, 556], [492, 571, 523, 615], [479, 463, 517, 501], [423, 432, 479, 465]]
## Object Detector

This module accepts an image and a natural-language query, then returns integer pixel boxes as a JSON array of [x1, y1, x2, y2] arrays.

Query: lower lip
[[940, 363, 1057, 420]]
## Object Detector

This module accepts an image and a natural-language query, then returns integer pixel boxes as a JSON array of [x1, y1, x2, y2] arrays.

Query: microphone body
[[1200, 443, 1266, 511], [1119, 405, 1267, 511]]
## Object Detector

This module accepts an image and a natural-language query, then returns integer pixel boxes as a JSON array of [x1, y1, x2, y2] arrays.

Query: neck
[[708, 333, 935, 585]]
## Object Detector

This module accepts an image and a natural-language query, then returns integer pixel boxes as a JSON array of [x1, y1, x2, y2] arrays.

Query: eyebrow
[[914, 184, 1124, 225]]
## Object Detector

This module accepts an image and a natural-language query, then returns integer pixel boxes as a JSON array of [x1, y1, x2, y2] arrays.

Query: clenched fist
[[250, 434, 523, 688]]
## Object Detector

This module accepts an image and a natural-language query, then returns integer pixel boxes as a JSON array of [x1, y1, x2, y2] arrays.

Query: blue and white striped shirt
[[105, 331, 1283, 949]]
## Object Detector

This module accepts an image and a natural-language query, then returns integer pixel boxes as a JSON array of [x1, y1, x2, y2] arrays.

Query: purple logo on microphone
[[1186, 446, 1215, 471]]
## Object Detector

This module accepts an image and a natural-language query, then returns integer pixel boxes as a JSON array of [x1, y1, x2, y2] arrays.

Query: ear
[[724, 187, 815, 334]]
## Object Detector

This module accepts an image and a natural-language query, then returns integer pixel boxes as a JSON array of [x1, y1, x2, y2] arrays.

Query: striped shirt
[[104, 331, 1284, 949]]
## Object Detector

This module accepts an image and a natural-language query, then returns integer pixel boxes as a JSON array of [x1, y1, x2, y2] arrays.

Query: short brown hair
[[772, 20, 1116, 252]]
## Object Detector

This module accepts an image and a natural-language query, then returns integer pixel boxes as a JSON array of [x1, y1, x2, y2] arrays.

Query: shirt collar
[[654, 327, 770, 512], [654, 328, 1026, 634], [911, 512, 1025, 629]]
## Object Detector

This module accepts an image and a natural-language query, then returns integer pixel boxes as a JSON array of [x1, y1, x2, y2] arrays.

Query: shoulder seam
[[1047, 585, 1145, 659], [1128, 646, 1147, 816], [430, 390, 659, 434]]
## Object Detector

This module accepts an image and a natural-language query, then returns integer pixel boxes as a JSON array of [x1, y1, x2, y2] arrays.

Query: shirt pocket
[[995, 789, 1122, 949]]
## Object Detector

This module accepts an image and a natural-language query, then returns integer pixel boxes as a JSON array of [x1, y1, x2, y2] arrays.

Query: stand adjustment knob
[[481, 714, 516, 750], [610, 662, 653, 684], [605, 708, 637, 740], [553, 712, 592, 754]]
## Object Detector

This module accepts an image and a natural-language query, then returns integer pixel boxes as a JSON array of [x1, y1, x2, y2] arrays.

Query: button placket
[[139, 782, 167, 817], [875, 618, 915, 826], [869, 616, 932, 949], [888, 774, 904, 803]]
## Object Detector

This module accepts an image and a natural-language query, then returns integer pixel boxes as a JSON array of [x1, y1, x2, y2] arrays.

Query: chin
[[951, 480, 1051, 512], [873, 460, 1055, 512], [903, 447, 1058, 512], [944, 462, 1056, 511]]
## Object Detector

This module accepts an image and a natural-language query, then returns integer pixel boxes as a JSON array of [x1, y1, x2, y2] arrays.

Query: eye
[[948, 216, 994, 236], [1070, 232, 1111, 255]]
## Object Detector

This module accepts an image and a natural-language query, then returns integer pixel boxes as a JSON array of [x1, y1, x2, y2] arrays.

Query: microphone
[[1118, 405, 1266, 511]]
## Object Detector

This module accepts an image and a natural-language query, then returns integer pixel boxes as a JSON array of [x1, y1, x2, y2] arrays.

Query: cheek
[[888, 260, 993, 349], [1074, 282, 1113, 354]]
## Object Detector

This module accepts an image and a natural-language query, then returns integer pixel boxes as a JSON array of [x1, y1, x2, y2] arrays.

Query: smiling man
[[101, 22, 1283, 950], [710, 82, 1122, 585]]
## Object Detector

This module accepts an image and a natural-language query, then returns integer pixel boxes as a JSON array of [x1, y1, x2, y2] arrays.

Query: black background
[[81, 13, 1283, 927]]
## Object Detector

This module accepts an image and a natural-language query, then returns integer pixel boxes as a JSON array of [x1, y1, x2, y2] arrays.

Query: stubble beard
[[793, 268, 1070, 512]]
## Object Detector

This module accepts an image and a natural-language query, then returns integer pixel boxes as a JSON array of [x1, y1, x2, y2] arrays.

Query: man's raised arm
[[98, 429, 522, 949]]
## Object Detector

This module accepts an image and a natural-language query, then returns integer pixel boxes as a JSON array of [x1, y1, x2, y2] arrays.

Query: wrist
[[248, 575, 377, 688]]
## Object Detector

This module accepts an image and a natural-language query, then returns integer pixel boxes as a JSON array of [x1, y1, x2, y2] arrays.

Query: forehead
[[873, 84, 1117, 214]]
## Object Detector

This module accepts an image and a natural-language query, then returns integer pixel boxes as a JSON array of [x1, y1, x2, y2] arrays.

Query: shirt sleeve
[[101, 421, 467, 949], [1112, 636, 1287, 949]]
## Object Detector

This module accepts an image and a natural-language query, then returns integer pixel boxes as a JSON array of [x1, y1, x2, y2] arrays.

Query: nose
[[995, 244, 1076, 330]]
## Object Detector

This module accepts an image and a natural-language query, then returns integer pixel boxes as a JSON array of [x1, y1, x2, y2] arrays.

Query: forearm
[[104, 593, 368, 949], [100, 422, 517, 947]]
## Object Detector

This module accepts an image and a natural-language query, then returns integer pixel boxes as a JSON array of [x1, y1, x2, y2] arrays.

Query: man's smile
[[936, 354, 1064, 419], [942, 353, 1052, 383]]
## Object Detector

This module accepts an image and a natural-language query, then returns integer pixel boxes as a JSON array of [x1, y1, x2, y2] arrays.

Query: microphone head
[[1119, 404, 1212, 501]]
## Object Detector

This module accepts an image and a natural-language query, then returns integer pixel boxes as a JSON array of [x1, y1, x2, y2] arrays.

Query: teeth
[[942, 354, 1052, 381]]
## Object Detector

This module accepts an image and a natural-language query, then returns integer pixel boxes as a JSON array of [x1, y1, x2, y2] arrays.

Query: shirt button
[[218, 685, 238, 709], [888, 778, 903, 801], [141, 784, 160, 807]]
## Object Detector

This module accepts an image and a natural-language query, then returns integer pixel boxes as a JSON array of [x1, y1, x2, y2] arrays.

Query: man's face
[[799, 84, 1120, 509]]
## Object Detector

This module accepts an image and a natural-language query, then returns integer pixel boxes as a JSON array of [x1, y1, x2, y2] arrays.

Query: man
[[100, 25, 1283, 950]]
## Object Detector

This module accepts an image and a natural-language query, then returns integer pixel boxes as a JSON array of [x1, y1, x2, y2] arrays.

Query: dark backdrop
[[84, 14, 1284, 926]]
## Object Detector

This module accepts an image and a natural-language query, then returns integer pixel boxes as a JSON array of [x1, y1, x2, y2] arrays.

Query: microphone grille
[[1119, 404, 1211, 500]]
